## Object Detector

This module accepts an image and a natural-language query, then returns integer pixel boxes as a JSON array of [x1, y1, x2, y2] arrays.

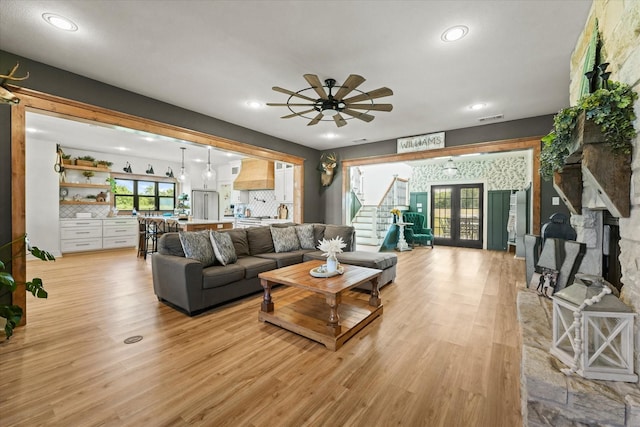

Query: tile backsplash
[[246, 190, 293, 219], [60, 204, 110, 218]]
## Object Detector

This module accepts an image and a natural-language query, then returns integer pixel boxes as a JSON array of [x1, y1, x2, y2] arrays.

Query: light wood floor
[[1, 246, 525, 426]]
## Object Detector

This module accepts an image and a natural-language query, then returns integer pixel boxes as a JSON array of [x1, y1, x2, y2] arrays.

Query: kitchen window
[[114, 178, 175, 212]]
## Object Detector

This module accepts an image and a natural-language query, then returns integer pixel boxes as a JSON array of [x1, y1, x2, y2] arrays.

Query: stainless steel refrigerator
[[191, 190, 219, 220]]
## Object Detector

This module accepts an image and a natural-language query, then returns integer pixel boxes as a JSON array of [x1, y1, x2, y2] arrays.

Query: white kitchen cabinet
[[274, 162, 294, 202], [102, 218, 138, 249], [60, 219, 103, 253]]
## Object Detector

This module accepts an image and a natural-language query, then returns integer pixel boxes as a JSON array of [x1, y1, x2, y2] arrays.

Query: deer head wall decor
[[319, 152, 338, 187], [0, 62, 29, 104]]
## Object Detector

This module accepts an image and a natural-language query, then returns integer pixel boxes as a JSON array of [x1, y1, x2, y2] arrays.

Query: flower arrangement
[[317, 236, 346, 259], [390, 208, 401, 217]]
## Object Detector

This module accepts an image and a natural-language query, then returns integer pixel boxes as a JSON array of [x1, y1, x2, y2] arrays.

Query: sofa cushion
[[210, 231, 238, 266], [247, 226, 275, 255], [235, 256, 277, 279], [255, 249, 316, 268], [303, 250, 397, 270], [222, 228, 250, 256], [323, 225, 355, 251], [158, 232, 185, 257], [179, 231, 217, 267], [202, 263, 246, 289], [270, 226, 301, 253], [295, 224, 316, 249], [312, 224, 326, 246]]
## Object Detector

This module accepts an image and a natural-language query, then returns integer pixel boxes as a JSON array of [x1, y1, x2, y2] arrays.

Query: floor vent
[[124, 335, 143, 344]]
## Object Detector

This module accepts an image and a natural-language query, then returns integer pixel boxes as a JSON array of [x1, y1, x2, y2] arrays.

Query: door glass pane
[[460, 187, 480, 241], [433, 188, 451, 238]]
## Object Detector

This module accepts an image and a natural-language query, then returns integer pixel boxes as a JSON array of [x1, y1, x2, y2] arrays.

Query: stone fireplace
[[518, 1, 640, 425]]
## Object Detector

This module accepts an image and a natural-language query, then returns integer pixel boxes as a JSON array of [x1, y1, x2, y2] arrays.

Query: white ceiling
[[1, 0, 592, 152]]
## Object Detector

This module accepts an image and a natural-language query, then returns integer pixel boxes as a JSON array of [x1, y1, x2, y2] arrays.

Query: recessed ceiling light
[[246, 101, 263, 109], [441, 25, 468, 42], [26, 127, 38, 133], [115, 147, 129, 151], [42, 13, 78, 32], [469, 103, 486, 110], [324, 133, 338, 139]]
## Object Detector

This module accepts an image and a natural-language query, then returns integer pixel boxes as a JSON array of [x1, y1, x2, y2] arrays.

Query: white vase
[[326, 255, 338, 273]]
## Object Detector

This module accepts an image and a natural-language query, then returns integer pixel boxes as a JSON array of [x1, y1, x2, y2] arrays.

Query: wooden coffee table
[[258, 260, 383, 350]]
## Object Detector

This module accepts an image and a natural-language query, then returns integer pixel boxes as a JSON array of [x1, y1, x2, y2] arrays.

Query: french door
[[431, 184, 483, 248]]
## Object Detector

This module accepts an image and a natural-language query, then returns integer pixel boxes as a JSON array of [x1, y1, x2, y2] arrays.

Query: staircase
[[351, 177, 408, 246]]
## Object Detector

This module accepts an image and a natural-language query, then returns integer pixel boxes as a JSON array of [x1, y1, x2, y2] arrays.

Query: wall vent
[[478, 114, 504, 122]]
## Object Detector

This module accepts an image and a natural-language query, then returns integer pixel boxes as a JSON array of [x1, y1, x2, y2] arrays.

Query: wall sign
[[397, 132, 445, 153]]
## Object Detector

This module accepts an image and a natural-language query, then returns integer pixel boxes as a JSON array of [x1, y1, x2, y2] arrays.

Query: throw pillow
[[222, 228, 250, 256], [295, 224, 315, 249], [178, 231, 216, 267], [247, 226, 275, 255], [210, 231, 238, 266], [323, 225, 354, 251], [270, 226, 301, 253]]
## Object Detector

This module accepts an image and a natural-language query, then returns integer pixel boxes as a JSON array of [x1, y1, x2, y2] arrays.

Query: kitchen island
[[170, 218, 234, 232]]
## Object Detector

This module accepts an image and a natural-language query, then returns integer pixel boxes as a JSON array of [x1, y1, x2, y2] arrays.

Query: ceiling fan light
[[321, 108, 339, 117]]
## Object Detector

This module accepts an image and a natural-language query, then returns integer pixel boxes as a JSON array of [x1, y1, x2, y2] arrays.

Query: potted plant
[[540, 80, 637, 180], [82, 170, 95, 183], [0, 235, 53, 339], [61, 153, 75, 165], [96, 160, 113, 170], [540, 80, 637, 218], [76, 155, 96, 167]]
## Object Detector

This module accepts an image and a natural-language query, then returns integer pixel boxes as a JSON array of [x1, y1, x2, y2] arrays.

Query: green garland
[[540, 81, 637, 180]]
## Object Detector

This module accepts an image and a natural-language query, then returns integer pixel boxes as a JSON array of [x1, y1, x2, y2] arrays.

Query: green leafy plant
[[61, 153, 72, 160], [77, 155, 96, 162], [106, 177, 117, 193], [540, 81, 638, 180], [82, 171, 95, 179], [96, 160, 113, 167], [0, 235, 54, 339]]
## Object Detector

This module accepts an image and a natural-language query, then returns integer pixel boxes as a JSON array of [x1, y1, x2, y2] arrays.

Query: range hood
[[233, 158, 275, 190]]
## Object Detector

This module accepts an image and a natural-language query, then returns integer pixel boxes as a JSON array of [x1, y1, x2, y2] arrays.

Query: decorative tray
[[310, 265, 344, 278]]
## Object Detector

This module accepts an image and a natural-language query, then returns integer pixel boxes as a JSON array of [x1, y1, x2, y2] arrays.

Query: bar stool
[[146, 218, 167, 256], [137, 217, 148, 258]]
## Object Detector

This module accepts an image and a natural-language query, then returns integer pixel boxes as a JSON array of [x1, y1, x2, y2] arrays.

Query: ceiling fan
[[267, 74, 393, 127]]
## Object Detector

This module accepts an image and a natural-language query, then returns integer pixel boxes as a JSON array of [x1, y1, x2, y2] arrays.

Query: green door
[[487, 190, 511, 251]]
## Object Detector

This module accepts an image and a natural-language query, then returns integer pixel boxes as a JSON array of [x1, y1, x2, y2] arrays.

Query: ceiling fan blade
[[333, 113, 348, 127], [281, 109, 315, 119], [341, 109, 375, 123], [303, 74, 328, 99], [343, 87, 393, 104], [272, 86, 317, 102], [267, 103, 316, 107], [333, 74, 365, 101], [346, 103, 393, 112], [307, 112, 324, 126]]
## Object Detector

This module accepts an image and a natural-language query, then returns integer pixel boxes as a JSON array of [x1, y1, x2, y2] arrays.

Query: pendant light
[[443, 157, 458, 176], [178, 147, 188, 182], [202, 146, 216, 188]]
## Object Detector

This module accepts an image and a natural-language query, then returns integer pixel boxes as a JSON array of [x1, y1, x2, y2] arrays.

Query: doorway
[[432, 184, 483, 248]]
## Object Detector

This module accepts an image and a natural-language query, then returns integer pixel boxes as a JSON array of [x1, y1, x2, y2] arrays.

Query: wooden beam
[[10, 102, 26, 324]]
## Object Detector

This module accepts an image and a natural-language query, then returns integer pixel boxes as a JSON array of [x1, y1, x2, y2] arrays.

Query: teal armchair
[[402, 212, 434, 248]]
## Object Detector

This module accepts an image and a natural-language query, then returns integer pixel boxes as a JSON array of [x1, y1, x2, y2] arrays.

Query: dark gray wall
[[324, 115, 570, 227]]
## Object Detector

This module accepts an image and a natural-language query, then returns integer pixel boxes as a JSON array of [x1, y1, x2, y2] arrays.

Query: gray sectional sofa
[[152, 223, 397, 315]]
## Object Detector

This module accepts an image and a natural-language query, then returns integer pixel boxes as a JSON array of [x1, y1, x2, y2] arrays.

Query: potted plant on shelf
[[0, 235, 53, 339], [540, 80, 637, 217], [96, 160, 113, 170], [82, 170, 95, 183], [61, 153, 74, 165], [76, 155, 96, 167]]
